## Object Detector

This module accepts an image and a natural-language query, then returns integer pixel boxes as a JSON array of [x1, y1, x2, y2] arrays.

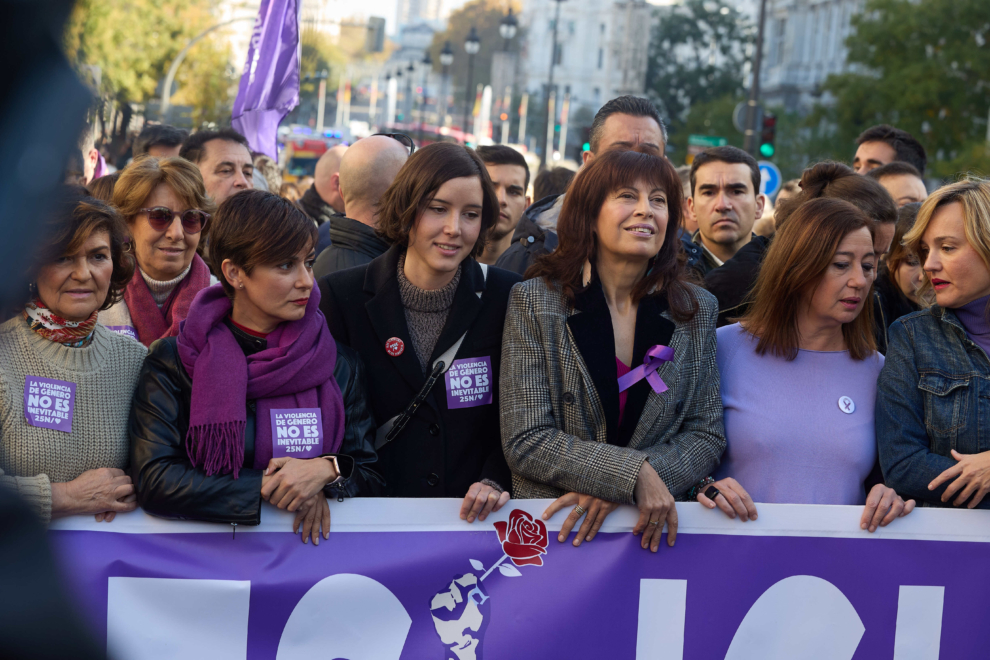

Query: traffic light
[[365, 17, 386, 52], [759, 113, 777, 158]]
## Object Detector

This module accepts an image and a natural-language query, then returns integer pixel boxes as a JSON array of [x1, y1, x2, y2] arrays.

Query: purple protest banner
[[231, 0, 300, 160], [24, 375, 75, 432], [49, 501, 990, 659]]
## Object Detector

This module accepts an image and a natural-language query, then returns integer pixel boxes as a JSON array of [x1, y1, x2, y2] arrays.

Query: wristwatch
[[323, 455, 344, 486]]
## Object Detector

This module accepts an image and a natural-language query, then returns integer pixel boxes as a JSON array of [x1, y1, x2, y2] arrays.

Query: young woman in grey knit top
[[0, 190, 147, 525], [319, 142, 521, 522]]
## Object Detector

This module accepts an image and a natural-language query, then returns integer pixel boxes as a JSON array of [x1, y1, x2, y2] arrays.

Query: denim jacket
[[876, 305, 990, 508]]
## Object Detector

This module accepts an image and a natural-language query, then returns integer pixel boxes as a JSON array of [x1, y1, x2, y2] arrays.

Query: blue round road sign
[[759, 161, 782, 198]]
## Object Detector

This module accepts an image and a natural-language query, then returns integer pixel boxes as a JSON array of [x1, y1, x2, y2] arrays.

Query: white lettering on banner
[[724, 576, 864, 659], [636, 579, 687, 660], [107, 578, 250, 660], [893, 586, 945, 660], [276, 574, 411, 659], [101, 574, 944, 659]]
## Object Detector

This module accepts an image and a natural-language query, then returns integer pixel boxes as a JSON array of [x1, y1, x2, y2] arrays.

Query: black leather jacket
[[129, 322, 384, 525]]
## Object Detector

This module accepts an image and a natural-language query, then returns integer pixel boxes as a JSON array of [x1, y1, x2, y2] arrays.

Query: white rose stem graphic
[[474, 553, 518, 581]]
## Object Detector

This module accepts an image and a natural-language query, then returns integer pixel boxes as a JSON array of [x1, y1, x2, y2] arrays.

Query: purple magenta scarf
[[125, 254, 212, 348], [176, 283, 345, 478]]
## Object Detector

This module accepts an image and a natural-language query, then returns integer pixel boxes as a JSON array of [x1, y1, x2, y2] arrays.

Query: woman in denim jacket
[[877, 178, 990, 509]]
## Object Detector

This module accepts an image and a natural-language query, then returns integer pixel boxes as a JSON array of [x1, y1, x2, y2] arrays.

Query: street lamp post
[[439, 41, 454, 128], [463, 26, 480, 141], [419, 51, 432, 144], [497, 8, 519, 144], [743, 0, 768, 156], [499, 8, 518, 50], [405, 61, 415, 128], [542, 0, 566, 168]]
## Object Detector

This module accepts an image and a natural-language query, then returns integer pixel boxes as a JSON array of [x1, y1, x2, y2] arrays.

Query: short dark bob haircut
[[30, 187, 134, 310], [209, 190, 318, 298], [376, 142, 498, 258], [526, 148, 698, 321], [742, 197, 877, 361]]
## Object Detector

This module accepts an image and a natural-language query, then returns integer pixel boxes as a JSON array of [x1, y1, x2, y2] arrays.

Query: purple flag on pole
[[231, 0, 300, 160]]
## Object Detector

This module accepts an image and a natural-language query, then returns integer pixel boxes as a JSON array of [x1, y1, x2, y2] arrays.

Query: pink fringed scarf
[[124, 254, 211, 348], [176, 283, 345, 478]]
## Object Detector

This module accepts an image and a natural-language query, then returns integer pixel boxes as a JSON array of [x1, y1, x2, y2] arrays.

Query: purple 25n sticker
[[24, 376, 75, 433], [270, 408, 323, 459], [444, 357, 493, 409]]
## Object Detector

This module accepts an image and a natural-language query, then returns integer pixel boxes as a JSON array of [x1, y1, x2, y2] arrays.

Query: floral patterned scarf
[[24, 298, 98, 348]]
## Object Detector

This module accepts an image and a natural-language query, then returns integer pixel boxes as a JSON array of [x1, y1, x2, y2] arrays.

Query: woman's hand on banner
[[929, 449, 990, 508], [293, 495, 331, 545], [633, 461, 677, 553], [861, 484, 915, 532], [697, 478, 758, 522], [262, 457, 337, 512], [543, 492, 620, 547], [460, 482, 510, 523], [51, 467, 138, 519]]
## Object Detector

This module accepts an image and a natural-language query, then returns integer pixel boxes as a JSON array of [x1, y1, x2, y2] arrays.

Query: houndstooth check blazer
[[499, 277, 726, 503]]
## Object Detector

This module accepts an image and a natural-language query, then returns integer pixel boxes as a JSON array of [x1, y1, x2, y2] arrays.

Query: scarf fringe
[[185, 421, 247, 479]]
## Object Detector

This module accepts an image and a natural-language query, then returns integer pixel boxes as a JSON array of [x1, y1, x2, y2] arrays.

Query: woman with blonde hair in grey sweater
[[0, 189, 147, 524]]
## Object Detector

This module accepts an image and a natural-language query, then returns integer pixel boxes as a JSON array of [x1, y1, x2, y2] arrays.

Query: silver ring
[[649, 520, 660, 526], [573, 505, 586, 516]]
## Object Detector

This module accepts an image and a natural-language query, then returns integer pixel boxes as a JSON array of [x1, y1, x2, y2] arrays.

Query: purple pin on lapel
[[617, 344, 675, 394]]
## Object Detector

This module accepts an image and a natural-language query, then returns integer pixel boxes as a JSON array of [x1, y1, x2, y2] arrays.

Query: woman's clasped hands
[[541, 460, 678, 553], [262, 456, 339, 545], [51, 467, 137, 522]]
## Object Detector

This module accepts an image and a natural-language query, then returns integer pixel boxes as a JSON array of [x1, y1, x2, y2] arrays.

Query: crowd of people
[[3, 93, 990, 552]]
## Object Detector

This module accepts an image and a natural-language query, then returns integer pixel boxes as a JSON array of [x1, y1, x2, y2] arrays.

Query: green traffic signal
[[582, 142, 591, 152], [759, 143, 775, 158]]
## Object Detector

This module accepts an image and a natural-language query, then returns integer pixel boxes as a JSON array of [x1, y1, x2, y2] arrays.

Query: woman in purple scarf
[[129, 191, 383, 544]]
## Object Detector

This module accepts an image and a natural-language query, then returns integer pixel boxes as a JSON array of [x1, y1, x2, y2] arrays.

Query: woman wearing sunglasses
[[130, 191, 383, 543], [99, 155, 216, 346]]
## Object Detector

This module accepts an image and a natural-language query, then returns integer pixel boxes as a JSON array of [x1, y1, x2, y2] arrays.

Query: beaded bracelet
[[687, 476, 715, 500], [480, 478, 504, 494]]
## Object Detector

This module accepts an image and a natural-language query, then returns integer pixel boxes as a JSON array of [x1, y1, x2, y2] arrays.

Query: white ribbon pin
[[838, 396, 856, 414]]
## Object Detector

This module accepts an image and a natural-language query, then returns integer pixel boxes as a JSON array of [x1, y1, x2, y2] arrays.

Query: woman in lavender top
[[878, 178, 990, 509], [704, 197, 914, 532]]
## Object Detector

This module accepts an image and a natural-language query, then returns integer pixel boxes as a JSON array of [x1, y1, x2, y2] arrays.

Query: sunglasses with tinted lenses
[[139, 207, 211, 234], [372, 132, 416, 154]]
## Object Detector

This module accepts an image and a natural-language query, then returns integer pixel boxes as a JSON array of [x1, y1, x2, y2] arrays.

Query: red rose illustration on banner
[[493, 509, 549, 567], [434, 510, 549, 657]]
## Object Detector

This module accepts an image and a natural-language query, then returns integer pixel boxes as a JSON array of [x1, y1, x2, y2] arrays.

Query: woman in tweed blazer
[[500, 149, 726, 553]]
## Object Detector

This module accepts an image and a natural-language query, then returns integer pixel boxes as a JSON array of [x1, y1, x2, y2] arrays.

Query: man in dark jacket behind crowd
[[526, 95, 667, 232], [312, 136, 408, 279], [681, 146, 764, 282], [299, 143, 348, 253], [476, 145, 557, 276]]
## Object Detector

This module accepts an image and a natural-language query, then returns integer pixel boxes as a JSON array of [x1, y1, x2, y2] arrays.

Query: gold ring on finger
[[573, 505, 586, 516], [649, 520, 660, 526]]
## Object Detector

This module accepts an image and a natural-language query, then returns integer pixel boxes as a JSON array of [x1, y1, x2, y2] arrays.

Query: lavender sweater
[[715, 324, 885, 505]]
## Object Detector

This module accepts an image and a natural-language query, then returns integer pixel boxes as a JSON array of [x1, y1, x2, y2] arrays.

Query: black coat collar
[[567, 278, 675, 446], [362, 245, 489, 394]]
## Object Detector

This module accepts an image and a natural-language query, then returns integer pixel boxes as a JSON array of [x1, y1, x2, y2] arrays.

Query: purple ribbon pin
[[617, 344, 674, 394]]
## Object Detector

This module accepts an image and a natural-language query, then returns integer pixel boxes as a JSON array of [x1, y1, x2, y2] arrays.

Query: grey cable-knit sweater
[[397, 253, 462, 374], [0, 316, 148, 524]]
